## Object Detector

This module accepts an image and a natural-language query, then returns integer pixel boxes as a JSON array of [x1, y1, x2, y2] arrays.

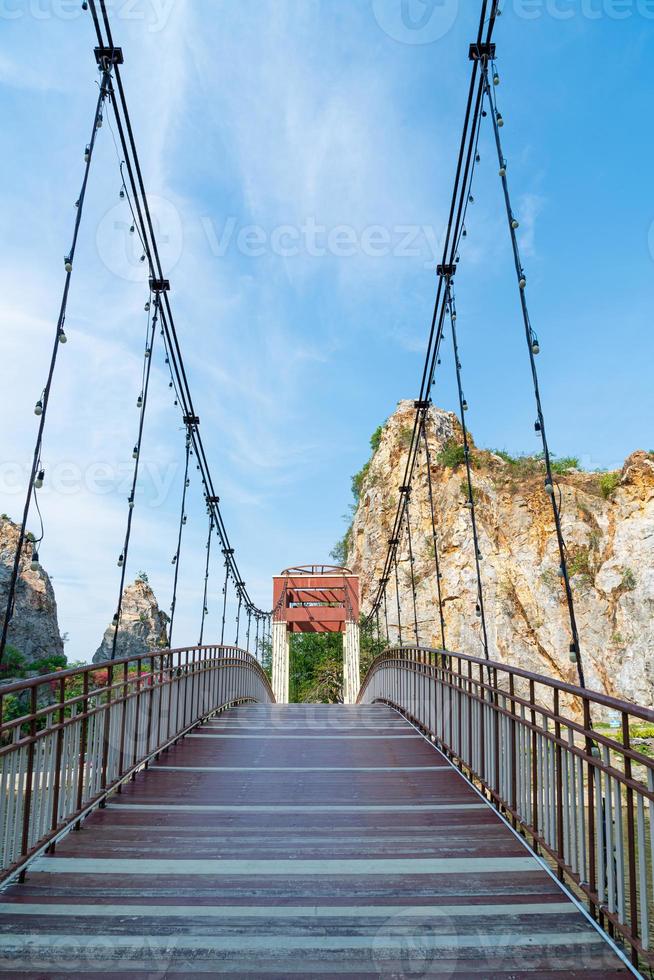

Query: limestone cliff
[[348, 401, 654, 708], [93, 578, 169, 663], [0, 517, 64, 665]]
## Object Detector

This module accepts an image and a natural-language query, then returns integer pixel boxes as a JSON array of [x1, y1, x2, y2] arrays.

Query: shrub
[[550, 456, 579, 474], [330, 528, 352, 567], [621, 568, 636, 591], [399, 424, 413, 449], [0, 646, 27, 679], [491, 449, 516, 464], [370, 425, 384, 454], [460, 480, 476, 503], [30, 654, 67, 675], [599, 472, 621, 499], [438, 440, 466, 468], [351, 461, 371, 501]]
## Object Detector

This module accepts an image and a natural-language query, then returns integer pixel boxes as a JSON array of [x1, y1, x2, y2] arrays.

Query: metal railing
[[0, 645, 273, 883], [359, 647, 654, 972]]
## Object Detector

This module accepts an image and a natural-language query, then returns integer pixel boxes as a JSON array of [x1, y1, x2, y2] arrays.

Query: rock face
[[348, 401, 654, 708], [0, 517, 64, 664], [93, 579, 169, 663]]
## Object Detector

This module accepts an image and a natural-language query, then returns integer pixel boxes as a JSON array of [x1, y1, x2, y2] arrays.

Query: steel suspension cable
[[403, 491, 420, 646], [198, 511, 214, 647], [382, 584, 390, 647], [219, 551, 230, 646], [363, 6, 500, 626], [0, 68, 111, 663], [168, 431, 191, 646], [87, 0, 271, 621], [235, 592, 242, 647], [483, 61, 585, 686], [447, 284, 489, 658], [110, 290, 160, 658], [393, 542, 403, 648], [420, 414, 447, 649]]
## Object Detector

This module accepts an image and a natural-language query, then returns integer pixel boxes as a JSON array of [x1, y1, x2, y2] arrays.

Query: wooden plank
[[0, 704, 631, 976]]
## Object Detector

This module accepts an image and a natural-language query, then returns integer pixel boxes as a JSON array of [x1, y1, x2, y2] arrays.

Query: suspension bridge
[[0, 1, 652, 976]]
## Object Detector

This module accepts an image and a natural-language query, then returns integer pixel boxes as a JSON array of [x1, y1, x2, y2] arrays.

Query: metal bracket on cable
[[149, 278, 170, 293], [399, 485, 412, 496], [388, 538, 399, 547], [414, 400, 430, 411], [183, 414, 200, 428], [436, 264, 456, 278], [94, 46, 124, 66], [206, 495, 220, 504], [223, 548, 235, 556], [468, 42, 496, 62]]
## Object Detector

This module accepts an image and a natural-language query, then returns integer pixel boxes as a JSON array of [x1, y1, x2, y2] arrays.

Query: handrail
[[361, 646, 654, 723], [359, 646, 654, 973], [0, 645, 274, 883]]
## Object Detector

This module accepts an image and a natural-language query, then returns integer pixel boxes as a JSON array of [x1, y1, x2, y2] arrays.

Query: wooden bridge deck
[[0, 703, 630, 977]]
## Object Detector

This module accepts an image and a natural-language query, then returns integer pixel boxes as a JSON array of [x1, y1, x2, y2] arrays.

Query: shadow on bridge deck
[[0, 704, 631, 977]]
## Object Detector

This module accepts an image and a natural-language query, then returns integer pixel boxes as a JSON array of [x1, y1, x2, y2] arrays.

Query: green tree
[[289, 633, 344, 703]]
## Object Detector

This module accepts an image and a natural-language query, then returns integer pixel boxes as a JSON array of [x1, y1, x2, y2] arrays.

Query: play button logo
[[373, 0, 460, 44]]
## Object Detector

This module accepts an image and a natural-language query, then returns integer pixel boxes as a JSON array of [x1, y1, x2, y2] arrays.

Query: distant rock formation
[[348, 401, 654, 708], [0, 516, 64, 665], [93, 578, 169, 663]]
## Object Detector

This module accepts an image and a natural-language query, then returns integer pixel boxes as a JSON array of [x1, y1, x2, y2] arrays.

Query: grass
[[595, 722, 654, 757], [399, 424, 413, 449], [491, 450, 579, 476], [567, 546, 593, 584], [621, 567, 637, 591]]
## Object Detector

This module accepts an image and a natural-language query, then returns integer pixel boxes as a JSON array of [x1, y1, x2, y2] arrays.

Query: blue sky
[[1, 1, 652, 662]]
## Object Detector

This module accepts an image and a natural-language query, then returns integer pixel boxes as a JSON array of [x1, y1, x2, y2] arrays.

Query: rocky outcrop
[[348, 401, 654, 708], [93, 579, 169, 663], [0, 517, 64, 665]]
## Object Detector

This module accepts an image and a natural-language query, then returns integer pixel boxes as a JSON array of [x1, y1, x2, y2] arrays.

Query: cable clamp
[[399, 485, 412, 495], [414, 399, 430, 410], [183, 414, 200, 428], [149, 277, 170, 293], [468, 42, 496, 62], [436, 263, 456, 278], [206, 495, 220, 504], [94, 46, 124, 66]]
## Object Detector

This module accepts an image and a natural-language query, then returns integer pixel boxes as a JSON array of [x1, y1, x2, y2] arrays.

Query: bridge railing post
[[0, 644, 273, 886], [357, 643, 654, 970]]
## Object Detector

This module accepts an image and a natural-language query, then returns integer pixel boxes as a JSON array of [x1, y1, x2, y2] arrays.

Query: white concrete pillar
[[271, 621, 289, 704], [342, 621, 360, 704]]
